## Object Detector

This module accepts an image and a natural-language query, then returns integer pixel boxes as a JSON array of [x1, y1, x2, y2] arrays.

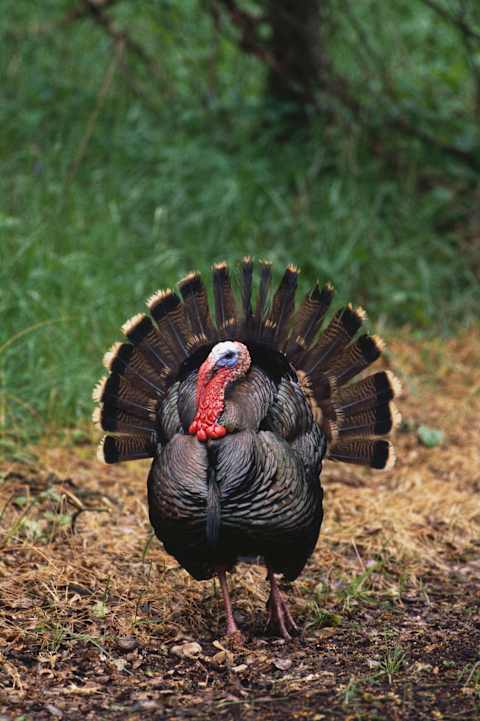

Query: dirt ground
[[1, 331, 479, 721]]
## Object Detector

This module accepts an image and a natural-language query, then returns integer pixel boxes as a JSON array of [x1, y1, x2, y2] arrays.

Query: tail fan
[[95, 259, 400, 469]]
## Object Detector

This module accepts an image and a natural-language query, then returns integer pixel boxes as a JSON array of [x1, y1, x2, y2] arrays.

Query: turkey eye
[[225, 352, 234, 359]]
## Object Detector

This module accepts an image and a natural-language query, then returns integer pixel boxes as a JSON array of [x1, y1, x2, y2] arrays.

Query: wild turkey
[[93, 259, 400, 639]]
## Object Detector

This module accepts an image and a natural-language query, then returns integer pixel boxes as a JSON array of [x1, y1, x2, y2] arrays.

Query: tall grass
[[1, 1, 479, 444]]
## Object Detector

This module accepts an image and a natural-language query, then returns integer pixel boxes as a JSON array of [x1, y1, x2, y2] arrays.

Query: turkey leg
[[266, 566, 298, 640], [218, 570, 240, 636]]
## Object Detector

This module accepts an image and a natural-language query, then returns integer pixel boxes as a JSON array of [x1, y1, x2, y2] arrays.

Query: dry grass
[[0, 330, 479, 720]]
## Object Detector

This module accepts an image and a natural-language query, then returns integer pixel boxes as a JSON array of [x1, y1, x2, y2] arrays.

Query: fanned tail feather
[[212, 262, 238, 338], [302, 305, 366, 375], [329, 335, 385, 387], [324, 403, 401, 442], [147, 290, 190, 359], [93, 374, 157, 421], [304, 334, 385, 401], [103, 343, 165, 396], [122, 313, 173, 371], [328, 439, 395, 470], [240, 256, 254, 329], [254, 260, 272, 336], [326, 371, 401, 418], [98, 435, 156, 464], [93, 403, 157, 435], [93, 372, 156, 407], [265, 265, 299, 347], [178, 272, 216, 342], [286, 282, 335, 358]]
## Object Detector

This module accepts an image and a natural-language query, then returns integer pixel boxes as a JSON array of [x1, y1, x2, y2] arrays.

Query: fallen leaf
[[45, 705, 63, 718], [170, 641, 202, 659], [232, 664, 248, 673], [112, 658, 128, 672], [273, 658, 292, 671], [116, 635, 138, 652]]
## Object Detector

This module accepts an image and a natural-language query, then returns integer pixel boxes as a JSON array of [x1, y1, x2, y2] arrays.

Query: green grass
[[1, 1, 479, 443], [379, 642, 407, 685]]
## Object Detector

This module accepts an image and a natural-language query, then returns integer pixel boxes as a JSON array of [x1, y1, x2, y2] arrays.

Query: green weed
[[307, 602, 343, 629], [341, 676, 360, 706], [339, 563, 381, 610], [34, 621, 110, 655], [379, 644, 407, 685], [459, 660, 480, 703]]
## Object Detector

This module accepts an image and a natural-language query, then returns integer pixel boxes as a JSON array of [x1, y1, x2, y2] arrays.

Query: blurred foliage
[[0, 0, 479, 441]]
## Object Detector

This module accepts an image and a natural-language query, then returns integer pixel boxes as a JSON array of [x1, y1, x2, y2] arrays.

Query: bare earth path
[[1, 331, 479, 720]]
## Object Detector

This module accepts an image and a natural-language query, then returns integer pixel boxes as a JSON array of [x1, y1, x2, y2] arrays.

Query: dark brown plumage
[[94, 259, 400, 639]]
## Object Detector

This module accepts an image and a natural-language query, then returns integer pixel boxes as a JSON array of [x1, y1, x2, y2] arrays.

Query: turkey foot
[[218, 569, 242, 638], [266, 567, 298, 641]]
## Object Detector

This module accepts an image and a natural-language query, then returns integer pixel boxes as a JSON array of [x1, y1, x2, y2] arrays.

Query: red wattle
[[197, 428, 208, 442], [193, 423, 227, 442], [213, 425, 226, 438], [189, 363, 234, 442]]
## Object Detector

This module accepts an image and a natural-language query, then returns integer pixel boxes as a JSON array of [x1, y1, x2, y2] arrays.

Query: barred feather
[[330, 402, 401, 440], [319, 335, 385, 390], [178, 272, 215, 341], [303, 305, 366, 375], [333, 371, 401, 416], [147, 289, 190, 359], [98, 435, 155, 464], [93, 403, 157, 435], [103, 342, 165, 396], [328, 439, 395, 470], [254, 260, 272, 333], [240, 256, 254, 325], [266, 265, 299, 347], [93, 372, 156, 411], [286, 282, 335, 358], [212, 262, 238, 336], [122, 313, 173, 370]]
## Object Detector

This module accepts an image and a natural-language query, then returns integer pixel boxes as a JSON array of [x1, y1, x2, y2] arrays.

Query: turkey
[[93, 259, 401, 639]]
